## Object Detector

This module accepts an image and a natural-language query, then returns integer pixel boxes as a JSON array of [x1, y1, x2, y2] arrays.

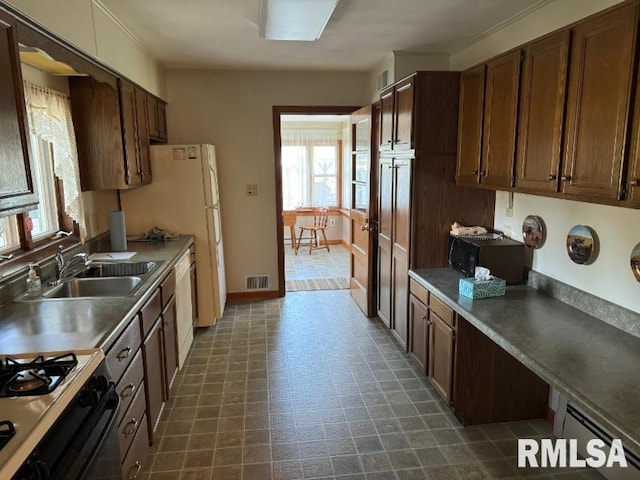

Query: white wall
[[6, 0, 166, 97], [165, 69, 369, 293], [452, 0, 639, 313]]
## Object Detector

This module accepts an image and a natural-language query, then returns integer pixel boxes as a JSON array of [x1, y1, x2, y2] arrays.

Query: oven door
[[14, 379, 121, 480]]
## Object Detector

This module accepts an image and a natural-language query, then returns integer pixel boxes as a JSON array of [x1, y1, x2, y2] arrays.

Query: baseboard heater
[[556, 399, 640, 479]]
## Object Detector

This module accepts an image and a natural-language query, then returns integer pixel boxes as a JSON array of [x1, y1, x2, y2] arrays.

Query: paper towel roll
[[109, 211, 128, 252]]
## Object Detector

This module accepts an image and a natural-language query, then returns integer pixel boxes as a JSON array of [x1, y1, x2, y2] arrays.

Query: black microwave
[[447, 234, 525, 284]]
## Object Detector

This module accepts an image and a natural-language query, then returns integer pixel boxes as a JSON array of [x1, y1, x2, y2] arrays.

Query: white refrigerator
[[121, 144, 227, 329]]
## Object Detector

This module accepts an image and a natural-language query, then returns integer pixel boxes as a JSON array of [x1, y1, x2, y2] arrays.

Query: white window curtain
[[23, 82, 86, 241], [281, 128, 341, 209]]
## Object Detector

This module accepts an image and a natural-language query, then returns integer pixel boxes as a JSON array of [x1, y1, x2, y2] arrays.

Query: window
[[27, 139, 60, 241], [281, 127, 341, 209], [0, 216, 20, 254]]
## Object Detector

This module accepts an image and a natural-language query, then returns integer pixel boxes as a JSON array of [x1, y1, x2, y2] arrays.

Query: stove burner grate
[[0, 353, 78, 397]]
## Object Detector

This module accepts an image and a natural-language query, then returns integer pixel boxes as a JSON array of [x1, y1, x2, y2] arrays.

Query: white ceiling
[[101, 0, 546, 71]]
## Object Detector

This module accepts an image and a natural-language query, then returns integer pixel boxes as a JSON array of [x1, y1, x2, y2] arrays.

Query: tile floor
[[142, 290, 604, 480], [285, 244, 350, 282]]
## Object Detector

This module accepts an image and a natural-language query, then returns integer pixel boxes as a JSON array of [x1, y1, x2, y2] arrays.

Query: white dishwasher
[[175, 251, 193, 368]]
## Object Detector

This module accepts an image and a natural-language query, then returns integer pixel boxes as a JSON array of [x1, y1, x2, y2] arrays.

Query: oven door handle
[[50, 382, 121, 480]]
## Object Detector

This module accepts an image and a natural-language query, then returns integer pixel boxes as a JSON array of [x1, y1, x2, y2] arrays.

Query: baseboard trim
[[341, 240, 350, 249], [227, 290, 281, 301]]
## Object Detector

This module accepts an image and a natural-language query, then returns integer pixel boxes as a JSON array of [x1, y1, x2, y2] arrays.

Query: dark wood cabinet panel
[[162, 295, 179, 399], [563, 3, 638, 200], [481, 50, 521, 188], [394, 78, 414, 150], [428, 312, 455, 405], [377, 156, 393, 328], [142, 319, 165, 444], [146, 93, 159, 139], [456, 66, 485, 187], [0, 11, 37, 215], [118, 79, 141, 187], [517, 31, 570, 193], [120, 414, 149, 480], [379, 88, 394, 150], [157, 102, 167, 142], [408, 294, 428, 373], [135, 88, 151, 184]]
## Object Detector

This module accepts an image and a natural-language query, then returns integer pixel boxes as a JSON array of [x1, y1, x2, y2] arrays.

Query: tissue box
[[459, 276, 506, 299]]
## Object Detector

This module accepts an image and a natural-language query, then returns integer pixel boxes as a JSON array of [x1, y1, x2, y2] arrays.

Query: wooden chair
[[296, 208, 330, 255], [283, 211, 298, 251]]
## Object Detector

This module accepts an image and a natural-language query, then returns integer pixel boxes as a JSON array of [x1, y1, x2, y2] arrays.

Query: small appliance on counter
[[448, 233, 525, 284]]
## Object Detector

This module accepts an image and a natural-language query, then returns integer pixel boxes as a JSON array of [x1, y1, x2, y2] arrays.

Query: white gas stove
[[0, 349, 105, 479]]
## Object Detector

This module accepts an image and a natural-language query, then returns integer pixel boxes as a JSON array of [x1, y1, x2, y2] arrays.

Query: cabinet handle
[[472, 170, 478, 175], [123, 418, 138, 436], [121, 383, 136, 398], [561, 175, 571, 181], [128, 461, 142, 480], [117, 347, 132, 361], [387, 139, 392, 143], [630, 179, 639, 187], [361, 223, 370, 231], [163, 319, 169, 327], [548, 174, 557, 181], [421, 315, 428, 320], [479, 171, 486, 177]]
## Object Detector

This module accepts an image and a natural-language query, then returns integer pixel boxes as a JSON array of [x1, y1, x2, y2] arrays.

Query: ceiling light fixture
[[258, 0, 340, 41]]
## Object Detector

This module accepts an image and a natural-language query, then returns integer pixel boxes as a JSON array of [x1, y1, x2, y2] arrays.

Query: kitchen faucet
[[52, 246, 91, 285]]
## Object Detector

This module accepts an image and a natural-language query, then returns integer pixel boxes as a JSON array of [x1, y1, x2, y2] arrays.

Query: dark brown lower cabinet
[[162, 295, 179, 398], [142, 319, 165, 444], [408, 294, 428, 373], [121, 414, 149, 480], [428, 313, 455, 405]]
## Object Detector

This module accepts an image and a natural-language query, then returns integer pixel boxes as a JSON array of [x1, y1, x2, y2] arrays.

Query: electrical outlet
[[503, 225, 512, 238], [246, 184, 258, 196], [329, 219, 336, 227]]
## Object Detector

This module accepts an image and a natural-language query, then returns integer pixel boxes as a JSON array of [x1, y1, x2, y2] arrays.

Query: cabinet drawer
[[409, 278, 428, 305], [116, 349, 144, 424], [160, 271, 176, 307], [121, 414, 149, 480], [106, 318, 142, 384], [140, 289, 161, 338], [429, 294, 454, 327], [118, 384, 147, 460]]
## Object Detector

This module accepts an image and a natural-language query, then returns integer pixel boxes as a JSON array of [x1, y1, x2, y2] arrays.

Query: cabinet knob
[[472, 170, 478, 175], [361, 223, 370, 232], [479, 171, 486, 177], [387, 139, 392, 143], [121, 383, 136, 398], [421, 315, 428, 320], [128, 462, 142, 480], [548, 174, 557, 181], [630, 179, 639, 187], [117, 347, 132, 361], [561, 175, 571, 181], [123, 418, 138, 436]]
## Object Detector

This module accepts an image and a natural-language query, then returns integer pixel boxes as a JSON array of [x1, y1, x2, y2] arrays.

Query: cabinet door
[[390, 158, 412, 348], [563, 3, 638, 200], [146, 94, 159, 139], [119, 80, 141, 187], [162, 295, 179, 398], [428, 313, 455, 405], [157, 102, 167, 142], [394, 77, 414, 150], [142, 319, 165, 444], [517, 31, 570, 193], [379, 88, 394, 150], [481, 51, 521, 188], [0, 11, 38, 214], [377, 156, 393, 327], [135, 88, 151, 184], [408, 294, 428, 373], [456, 66, 485, 187]]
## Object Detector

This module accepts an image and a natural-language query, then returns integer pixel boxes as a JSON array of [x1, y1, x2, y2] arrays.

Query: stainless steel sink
[[42, 277, 143, 299], [78, 261, 159, 278]]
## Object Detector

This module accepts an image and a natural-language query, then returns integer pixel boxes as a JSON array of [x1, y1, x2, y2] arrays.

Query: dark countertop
[[409, 268, 640, 456], [0, 236, 193, 355]]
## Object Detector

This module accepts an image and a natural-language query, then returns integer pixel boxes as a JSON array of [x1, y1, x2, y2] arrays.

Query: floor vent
[[246, 275, 270, 290]]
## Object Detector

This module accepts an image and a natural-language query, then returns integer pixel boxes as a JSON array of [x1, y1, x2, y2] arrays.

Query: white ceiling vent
[[246, 275, 270, 290], [377, 69, 389, 91]]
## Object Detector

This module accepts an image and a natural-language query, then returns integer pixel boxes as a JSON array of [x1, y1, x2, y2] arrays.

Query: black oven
[[13, 361, 121, 480]]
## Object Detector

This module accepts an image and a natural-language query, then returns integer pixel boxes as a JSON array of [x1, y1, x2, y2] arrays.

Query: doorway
[[273, 106, 359, 295]]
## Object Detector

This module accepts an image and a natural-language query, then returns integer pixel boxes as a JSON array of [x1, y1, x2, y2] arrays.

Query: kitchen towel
[[109, 210, 128, 251]]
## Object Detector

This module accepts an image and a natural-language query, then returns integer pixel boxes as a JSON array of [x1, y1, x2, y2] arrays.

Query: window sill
[[0, 236, 80, 282]]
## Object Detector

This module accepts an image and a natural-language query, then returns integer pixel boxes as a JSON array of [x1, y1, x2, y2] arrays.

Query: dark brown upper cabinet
[[562, 2, 638, 201], [70, 77, 153, 190], [0, 11, 38, 216], [516, 31, 570, 193], [456, 65, 485, 187], [481, 51, 521, 188], [379, 76, 415, 151], [147, 93, 167, 144]]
